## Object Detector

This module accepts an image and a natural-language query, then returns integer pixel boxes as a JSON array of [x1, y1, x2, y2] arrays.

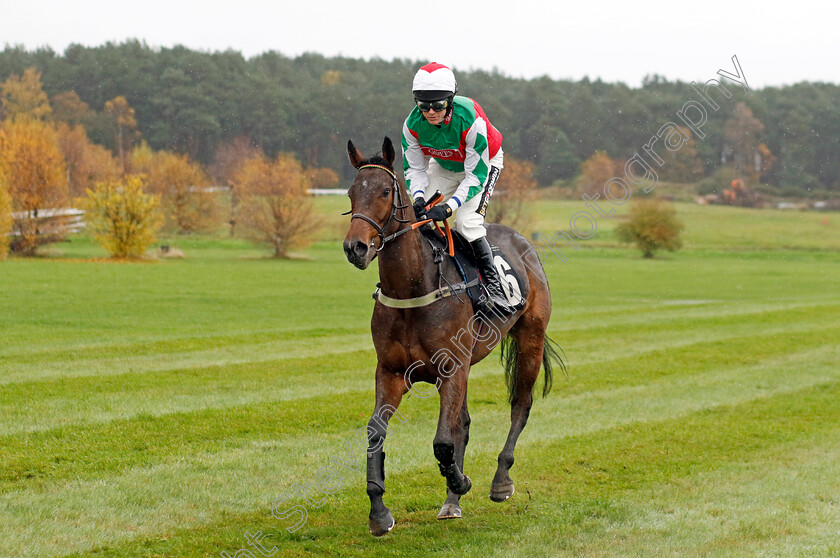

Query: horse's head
[[343, 137, 404, 270]]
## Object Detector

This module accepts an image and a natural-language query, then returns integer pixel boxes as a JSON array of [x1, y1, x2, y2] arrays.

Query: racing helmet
[[412, 62, 458, 102]]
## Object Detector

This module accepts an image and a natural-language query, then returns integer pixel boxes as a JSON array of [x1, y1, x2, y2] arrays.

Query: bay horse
[[343, 137, 564, 536]]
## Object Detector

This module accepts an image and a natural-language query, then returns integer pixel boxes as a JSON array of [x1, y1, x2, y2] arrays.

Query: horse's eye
[[382, 188, 391, 198]]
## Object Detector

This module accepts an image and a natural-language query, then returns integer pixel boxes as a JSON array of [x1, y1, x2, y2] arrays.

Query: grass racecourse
[[1, 199, 839, 557]]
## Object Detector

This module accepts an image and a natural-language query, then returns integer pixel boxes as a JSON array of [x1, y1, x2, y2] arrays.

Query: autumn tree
[[208, 136, 262, 186], [208, 136, 263, 235], [1, 68, 52, 122], [486, 157, 537, 229], [615, 199, 684, 258], [233, 152, 319, 258], [723, 102, 774, 185], [57, 123, 122, 198], [576, 151, 618, 195], [305, 167, 340, 190], [105, 95, 138, 172], [0, 118, 70, 254], [85, 175, 162, 259], [753, 143, 776, 185], [658, 126, 704, 183], [131, 145, 220, 233], [0, 164, 12, 260], [51, 91, 92, 126]]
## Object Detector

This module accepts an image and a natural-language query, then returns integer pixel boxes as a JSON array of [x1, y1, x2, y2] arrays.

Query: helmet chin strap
[[445, 85, 457, 119], [444, 95, 455, 119]]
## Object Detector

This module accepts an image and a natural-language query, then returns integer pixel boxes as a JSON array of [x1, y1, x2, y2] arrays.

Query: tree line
[[0, 67, 323, 259], [0, 61, 540, 261], [0, 41, 837, 196]]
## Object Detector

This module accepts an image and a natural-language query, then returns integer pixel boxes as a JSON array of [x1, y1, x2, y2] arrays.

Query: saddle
[[419, 225, 526, 316]]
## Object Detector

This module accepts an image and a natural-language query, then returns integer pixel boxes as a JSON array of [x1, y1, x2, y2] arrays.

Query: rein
[[348, 163, 460, 308], [348, 164, 410, 252]]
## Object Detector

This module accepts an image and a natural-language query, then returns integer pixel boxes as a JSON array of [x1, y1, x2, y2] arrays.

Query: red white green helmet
[[412, 62, 458, 101]]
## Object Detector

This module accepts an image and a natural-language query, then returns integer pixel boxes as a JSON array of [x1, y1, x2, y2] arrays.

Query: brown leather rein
[[348, 163, 453, 256]]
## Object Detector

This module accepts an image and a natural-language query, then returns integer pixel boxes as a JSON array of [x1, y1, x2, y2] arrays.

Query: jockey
[[402, 62, 511, 312]]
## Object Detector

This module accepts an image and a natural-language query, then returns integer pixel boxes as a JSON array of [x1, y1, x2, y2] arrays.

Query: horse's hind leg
[[491, 325, 544, 502], [434, 372, 472, 498], [438, 396, 470, 519]]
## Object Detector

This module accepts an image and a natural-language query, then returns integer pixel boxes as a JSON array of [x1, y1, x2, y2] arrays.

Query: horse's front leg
[[366, 365, 408, 536], [433, 371, 472, 497]]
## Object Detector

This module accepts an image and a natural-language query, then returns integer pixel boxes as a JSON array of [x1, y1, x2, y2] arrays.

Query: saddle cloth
[[419, 226, 526, 315]]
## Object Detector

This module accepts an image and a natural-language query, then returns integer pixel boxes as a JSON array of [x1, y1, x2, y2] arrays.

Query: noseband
[[348, 164, 411, 252]]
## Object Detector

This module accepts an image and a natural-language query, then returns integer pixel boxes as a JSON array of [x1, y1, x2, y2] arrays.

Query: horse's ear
[[382, 137, 395, 165], [348, 139, 364, 168]]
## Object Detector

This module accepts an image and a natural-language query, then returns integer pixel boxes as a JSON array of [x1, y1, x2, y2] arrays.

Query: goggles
[[416, 98, 450, 112]]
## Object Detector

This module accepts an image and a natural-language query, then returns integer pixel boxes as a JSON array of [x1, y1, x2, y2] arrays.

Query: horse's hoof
[[490, 482, 514, 502], [369, 509, 395, 537], [437, 503, 462, 520]]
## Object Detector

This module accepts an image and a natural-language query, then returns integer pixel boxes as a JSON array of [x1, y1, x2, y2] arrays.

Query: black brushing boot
[[470, 236, 513, 314]]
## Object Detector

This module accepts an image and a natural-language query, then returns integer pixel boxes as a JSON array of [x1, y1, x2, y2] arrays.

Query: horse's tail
[[500, 334, 566, 404], [541, 335, 567, 395]]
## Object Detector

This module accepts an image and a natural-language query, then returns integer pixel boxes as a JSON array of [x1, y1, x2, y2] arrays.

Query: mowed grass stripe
[[538, 437, 840, 557], [0, 246, 376, 357], [548, 302, 840, 369], [474, 343, 839, 459], [0, 331, 373, 386], [3, 298, 834, 386], [3, 299, 836, 435], [482, 386, 840, 557], [1, 327, 835, 496], [546, 298, 839, 334], [3, 298, 836, 436], [43, 379, 840, 558], [0, 326, 368, 365], [3, 325, 837, 487], [0, 350, 377, 436], [558, 324, 840, 394]]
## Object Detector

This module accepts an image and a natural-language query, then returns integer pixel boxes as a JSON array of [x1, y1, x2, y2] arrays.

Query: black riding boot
[[470, 236, 513, 313]]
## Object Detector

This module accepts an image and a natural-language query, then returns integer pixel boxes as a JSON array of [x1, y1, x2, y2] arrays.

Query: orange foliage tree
[[576, 151, 617, 195], [208, 136, 262, 186], [0, 162, 11, 259], [51, 91, 92, 126], [724, 102, 774, 185], [1, 68, 52, 122], [208, 136, 263, 235], [233, 153, 319, 258], [104, 95, 138, 172], [486, 157, 537, 228], [131, 144, 220, 233], [305, 167, 340, 190], [753, 143, 776, 184], [0, 118, 69, 254], [57, 123, 122, 198]]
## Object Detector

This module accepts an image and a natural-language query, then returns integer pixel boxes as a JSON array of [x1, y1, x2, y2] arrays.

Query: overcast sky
[[1, 0, 836, 88]]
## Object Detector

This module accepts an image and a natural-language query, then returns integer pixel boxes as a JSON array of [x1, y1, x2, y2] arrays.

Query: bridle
[[346, 162, 471, 309], [346, 163, 412, 252]]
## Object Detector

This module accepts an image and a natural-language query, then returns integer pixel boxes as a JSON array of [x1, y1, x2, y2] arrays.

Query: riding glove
[[424, 205, 453, 222], [412, 197, 427, 219]]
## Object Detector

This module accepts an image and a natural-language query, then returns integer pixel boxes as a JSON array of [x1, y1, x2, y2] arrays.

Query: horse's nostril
[[353, 241, 368, 258]]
